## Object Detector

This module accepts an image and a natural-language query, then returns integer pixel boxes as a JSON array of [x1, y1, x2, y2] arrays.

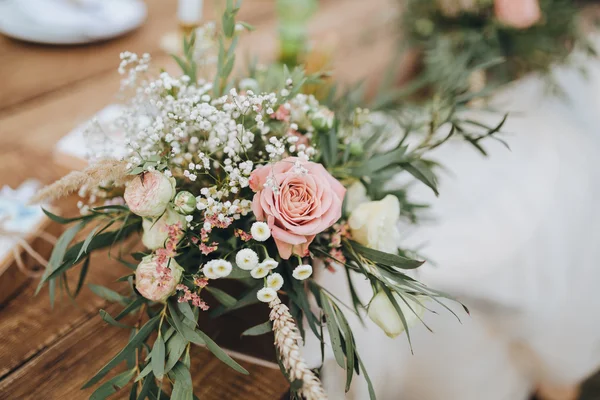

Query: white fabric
[[307, 36, 600, 399]]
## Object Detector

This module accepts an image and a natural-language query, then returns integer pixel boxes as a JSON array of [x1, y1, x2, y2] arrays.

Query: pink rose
[[495, 0, 541, 29], [124, 171, 175, 218], [250, 157, 346, 259]]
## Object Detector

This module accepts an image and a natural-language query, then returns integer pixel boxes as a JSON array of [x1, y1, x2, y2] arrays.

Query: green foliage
[[402, 0, 594, 92]]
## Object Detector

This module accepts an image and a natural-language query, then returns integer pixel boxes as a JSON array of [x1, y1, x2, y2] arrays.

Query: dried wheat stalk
[[269, 297, 328, 400], [30, 159, 131, 204]]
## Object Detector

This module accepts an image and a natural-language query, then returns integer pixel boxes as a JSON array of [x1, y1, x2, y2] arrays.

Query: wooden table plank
[[0, 0, 276, 112]]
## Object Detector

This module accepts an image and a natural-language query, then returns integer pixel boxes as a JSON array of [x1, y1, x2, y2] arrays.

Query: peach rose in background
[[124, 171, 175, 218], [495, 0, 541, 29], [250, 157, 346, 259]]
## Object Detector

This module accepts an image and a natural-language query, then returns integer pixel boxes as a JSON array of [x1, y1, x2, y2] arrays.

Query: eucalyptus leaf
[[241, 321, 272, 336], [205, 286, 237, 307], [151, 335, 166, 379], [99, 309, 133, 329], [90, 368, 135, 400], [82, 315, 160, 389]]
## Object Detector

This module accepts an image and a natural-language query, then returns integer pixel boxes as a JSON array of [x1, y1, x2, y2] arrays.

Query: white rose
[[124, 171, 175, 217], [345, 181, 370, 212], [348, 194, 401, 254], [135, 255, 183, 303], [142, 208, 187, 250], [367, 291, 425, 338]]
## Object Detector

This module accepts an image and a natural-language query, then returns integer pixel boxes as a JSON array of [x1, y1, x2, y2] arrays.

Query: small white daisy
[[235, 248, 259, 270], [257, 287, 278, 303], [266, 273, 284, 291], [292, 264, 313, 281], [259, 258, 278, 270], [250, 265, 269, 279], [204, 259, 232, 279], [251, 221, 271, 242]]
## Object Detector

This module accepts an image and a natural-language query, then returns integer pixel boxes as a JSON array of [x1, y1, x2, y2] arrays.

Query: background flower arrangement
[[31, 2, 505, 399], [401, 0, 595, 95]]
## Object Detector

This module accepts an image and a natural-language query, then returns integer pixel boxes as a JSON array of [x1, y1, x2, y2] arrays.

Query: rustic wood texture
[[0, 0, 396, 398]]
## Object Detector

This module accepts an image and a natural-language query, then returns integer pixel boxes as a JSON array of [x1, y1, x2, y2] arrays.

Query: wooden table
[[0, 0, 397, 398]]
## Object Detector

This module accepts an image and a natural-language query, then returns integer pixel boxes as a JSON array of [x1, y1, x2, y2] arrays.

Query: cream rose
[[124, 171, 175, 218], [135, 255, 183, 302], [368, 291, 425, 338], [250, 157, 346, 259], [345, 181, 369, 212], [142, 208, 187, 250], [348, 194, 401, 254]]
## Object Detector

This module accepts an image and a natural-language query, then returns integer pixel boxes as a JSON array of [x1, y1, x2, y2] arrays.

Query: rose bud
[[173, 191, 197, 214], [135, 255, 183, 303], [124, 171, 175, 218], [368, 290, 425, 338], [142, 208, 187, 250]]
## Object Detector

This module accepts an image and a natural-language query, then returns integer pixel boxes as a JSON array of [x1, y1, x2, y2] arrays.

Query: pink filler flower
[[249, 157, 346, 259]]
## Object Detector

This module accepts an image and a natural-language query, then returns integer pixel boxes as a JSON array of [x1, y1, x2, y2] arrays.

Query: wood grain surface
[[0, 0, 397, 399]]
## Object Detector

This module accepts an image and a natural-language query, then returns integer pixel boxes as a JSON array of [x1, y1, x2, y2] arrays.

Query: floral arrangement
[[32, 2, 504, 399], [402, 0, 595, 94]]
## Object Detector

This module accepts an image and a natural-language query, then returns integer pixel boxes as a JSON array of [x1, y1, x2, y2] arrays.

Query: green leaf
[[195, 328, 249, 375], [357, 354, 376, 400], [115, 297, 145, 320], [75, 226, 100, 262], [400, 160, 439, 196], [241, 321, 272, 336], [169, 362, 194, 400], [351, 146, 407, 176], [348, 240, 424, 269], [333, 305, 355, 391], [168, 301, 206, 346], [36, 220, 86, 295], [136, 371, 154, 400], [319, 291, 345, 369], [151, 335, 166, 379], [209, 284, 261, 317], [74, 256, 90, 297], [88, 283, 129, 304], [135, 363, 153, 383], [42, 208, 90, 224], [82, 315, 160, 389], [100, 309, 133, 329], [205, 286, 237, 307], [90, 368, 135, 400], [165, 333, 188, 373], [177, 301, 196, 323]]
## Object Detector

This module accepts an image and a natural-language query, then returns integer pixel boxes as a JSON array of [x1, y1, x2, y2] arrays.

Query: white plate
[[0, 0, 147, 45]]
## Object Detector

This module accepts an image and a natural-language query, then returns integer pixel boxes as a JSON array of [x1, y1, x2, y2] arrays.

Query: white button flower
[[257, 287, 278, 303], [250, 265, 269, 279], [259, 258, 279, 270], [235, 248, 259, 270], [250, 221, 271, 242], [266, 273, 284, 291], [292, 264, 312, 280], [203, 259, 232, 279]]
